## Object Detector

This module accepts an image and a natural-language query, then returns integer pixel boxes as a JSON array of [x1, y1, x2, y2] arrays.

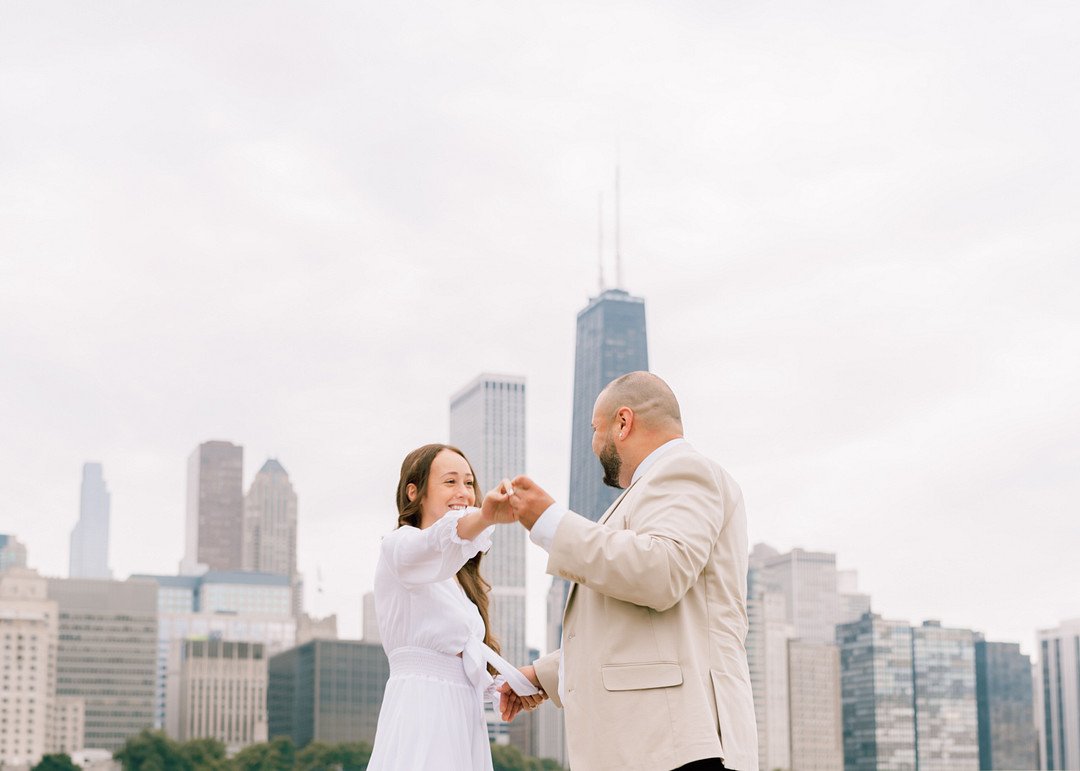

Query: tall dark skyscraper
[[181, 440, 244, 574], [568, 287, 649, 522]]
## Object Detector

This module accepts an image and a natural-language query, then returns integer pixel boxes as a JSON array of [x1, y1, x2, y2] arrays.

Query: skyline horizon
[[6, 404, 1066, 658]]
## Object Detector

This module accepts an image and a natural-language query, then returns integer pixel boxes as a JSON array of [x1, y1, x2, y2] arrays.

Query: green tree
[[296, 740, 372, 771], [31, 754, 81, 771], [178, 738, 229, 771], [114, 729, 188, 771], [231, 735, 296, 771]]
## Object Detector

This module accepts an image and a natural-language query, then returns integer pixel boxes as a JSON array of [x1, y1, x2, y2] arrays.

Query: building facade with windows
[[47, 577, 157, 752], [268, 640, 389, 748], [1036, 618, 1080, 770], [177, 638, 268, 750]]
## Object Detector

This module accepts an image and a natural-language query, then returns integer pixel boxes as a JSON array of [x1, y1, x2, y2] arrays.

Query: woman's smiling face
[[410, 448, 477, 528]]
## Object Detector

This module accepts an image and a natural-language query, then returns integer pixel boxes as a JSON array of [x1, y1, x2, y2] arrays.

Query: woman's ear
[[406, 482, 419, 503]]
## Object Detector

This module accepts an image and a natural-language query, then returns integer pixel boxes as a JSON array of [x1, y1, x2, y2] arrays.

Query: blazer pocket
[[601, 662, 683, 691]]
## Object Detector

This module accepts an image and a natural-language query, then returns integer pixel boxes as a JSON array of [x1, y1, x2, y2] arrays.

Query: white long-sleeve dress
[[367, 508, 537, 771]]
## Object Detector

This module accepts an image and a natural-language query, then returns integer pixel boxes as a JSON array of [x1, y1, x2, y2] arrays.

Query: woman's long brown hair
[[395, 443, 500, 659]]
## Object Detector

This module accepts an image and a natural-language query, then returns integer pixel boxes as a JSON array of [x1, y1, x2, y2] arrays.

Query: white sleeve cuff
[[529, 502, 567, 552]]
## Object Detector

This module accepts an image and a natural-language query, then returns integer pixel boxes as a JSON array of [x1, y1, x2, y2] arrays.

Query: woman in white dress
[[367, 443, 547, 771]]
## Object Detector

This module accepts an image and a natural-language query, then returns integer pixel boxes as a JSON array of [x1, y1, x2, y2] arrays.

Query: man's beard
[[599, 440, 623, 489]]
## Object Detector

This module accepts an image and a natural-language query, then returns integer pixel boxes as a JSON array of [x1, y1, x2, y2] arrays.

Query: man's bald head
[[597, 371, 683, 434]]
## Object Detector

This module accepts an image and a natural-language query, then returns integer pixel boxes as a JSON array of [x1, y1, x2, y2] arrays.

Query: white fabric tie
[[461, 636, 540, 718]]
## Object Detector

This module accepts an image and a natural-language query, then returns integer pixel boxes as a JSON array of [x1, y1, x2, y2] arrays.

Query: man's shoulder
[[647, 444, 740, 493]]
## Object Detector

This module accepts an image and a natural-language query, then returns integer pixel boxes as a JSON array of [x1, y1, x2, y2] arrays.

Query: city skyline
[[3, 0, 1078, 660]]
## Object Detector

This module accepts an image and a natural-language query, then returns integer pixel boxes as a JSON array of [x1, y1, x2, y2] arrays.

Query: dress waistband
[[388, 646, 471, 687]]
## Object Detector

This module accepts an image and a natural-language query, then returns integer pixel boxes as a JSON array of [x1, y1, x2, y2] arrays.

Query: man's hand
[[499, 665, 547, 721], [480, 479, 518, 524], [509, 476, 555, 530]]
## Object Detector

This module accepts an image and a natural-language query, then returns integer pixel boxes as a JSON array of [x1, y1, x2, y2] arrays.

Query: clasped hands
[[480, 475, 555, 530]]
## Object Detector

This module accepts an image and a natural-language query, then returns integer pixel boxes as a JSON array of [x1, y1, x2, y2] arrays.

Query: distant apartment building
[[52, 696, 86, 756], [268, 640, 389, 748], [134, 571, 295, 735], [296, 613, 338, 646], [177, 638, 268, 750], [975, 636, 1037, 770], [748, 543, 855, 771], [69, 462, 112, 579], [838, 614, 917, 771], [788, 640, 843, 771], [1036, 618, 1080, 770], [838, 614, 982, 771], [47, 577, 158, 751], [0, 568, 57, 767], [912, 621, 979, 770], [0, 533, 29, 572], [181, 440, 244, 574]]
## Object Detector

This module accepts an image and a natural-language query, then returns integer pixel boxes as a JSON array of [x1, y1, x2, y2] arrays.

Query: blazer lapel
[[563, 479, 641, 614]]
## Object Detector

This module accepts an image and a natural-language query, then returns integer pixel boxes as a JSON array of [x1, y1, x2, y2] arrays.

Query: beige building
[[0, 568, 58, 767], [177, 638, 268, 751], [788, 641, 843, 771], [243, 459, 302, 615], [296, 612, 337, 645], [51, 695, 86, 756]]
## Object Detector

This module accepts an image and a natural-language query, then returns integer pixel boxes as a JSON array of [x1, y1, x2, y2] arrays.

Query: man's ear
[[406, 482, 419, 503]]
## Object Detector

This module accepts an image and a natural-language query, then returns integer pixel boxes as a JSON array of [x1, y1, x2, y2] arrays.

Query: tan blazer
[[533, 442, 758, 771]]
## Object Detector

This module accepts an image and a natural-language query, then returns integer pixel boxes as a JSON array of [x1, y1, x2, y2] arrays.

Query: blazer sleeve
[[546, 455, 724, 612], [381, 509, 494, 587], [533, 649, 563, 709]]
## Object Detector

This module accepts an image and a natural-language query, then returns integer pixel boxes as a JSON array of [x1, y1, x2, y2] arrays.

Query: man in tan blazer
[[504, 372, 757, 771]]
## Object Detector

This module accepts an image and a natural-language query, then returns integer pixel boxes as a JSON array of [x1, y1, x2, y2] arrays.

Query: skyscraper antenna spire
[[597, 191, 605, 292], [615, 162, 623, 289]]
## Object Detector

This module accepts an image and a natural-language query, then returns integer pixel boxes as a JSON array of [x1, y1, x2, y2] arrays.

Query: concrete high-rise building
[[747, 589, 794, 771], [134, 572, 295, 733], [177, 639, 268, 750], [243, 459, 301, 615], [837, 569, 872, 625], [449, 374, 527, 666], [0, 533, 29, 572], [450, 373, 527, 748], [1036, 618, 1080, 770], [838, 613, 917, 771], [69, 462, 112, 579], [748, 543, 852, 771], [362, 591, 380, 643], [788, 641, 843, 771], [759, 548, 840, 644], [296, 613, 337, 646], [268, 640, 389, 748], [913, 621, 979, 770], [0, 568, 58, 767], [975, 637, 1038, 770], [181, 441, 244, 574], [568, 288, 648, 523], [47, 577, 157, 751], [51, 696, 85, 757]]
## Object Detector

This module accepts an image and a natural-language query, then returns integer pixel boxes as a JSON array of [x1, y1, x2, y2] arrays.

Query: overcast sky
[[2, 1, 1077, 655]]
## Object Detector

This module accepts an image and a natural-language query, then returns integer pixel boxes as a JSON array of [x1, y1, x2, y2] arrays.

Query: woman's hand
[[499, 665, 548, 721], [480, 479, 519, 525]]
